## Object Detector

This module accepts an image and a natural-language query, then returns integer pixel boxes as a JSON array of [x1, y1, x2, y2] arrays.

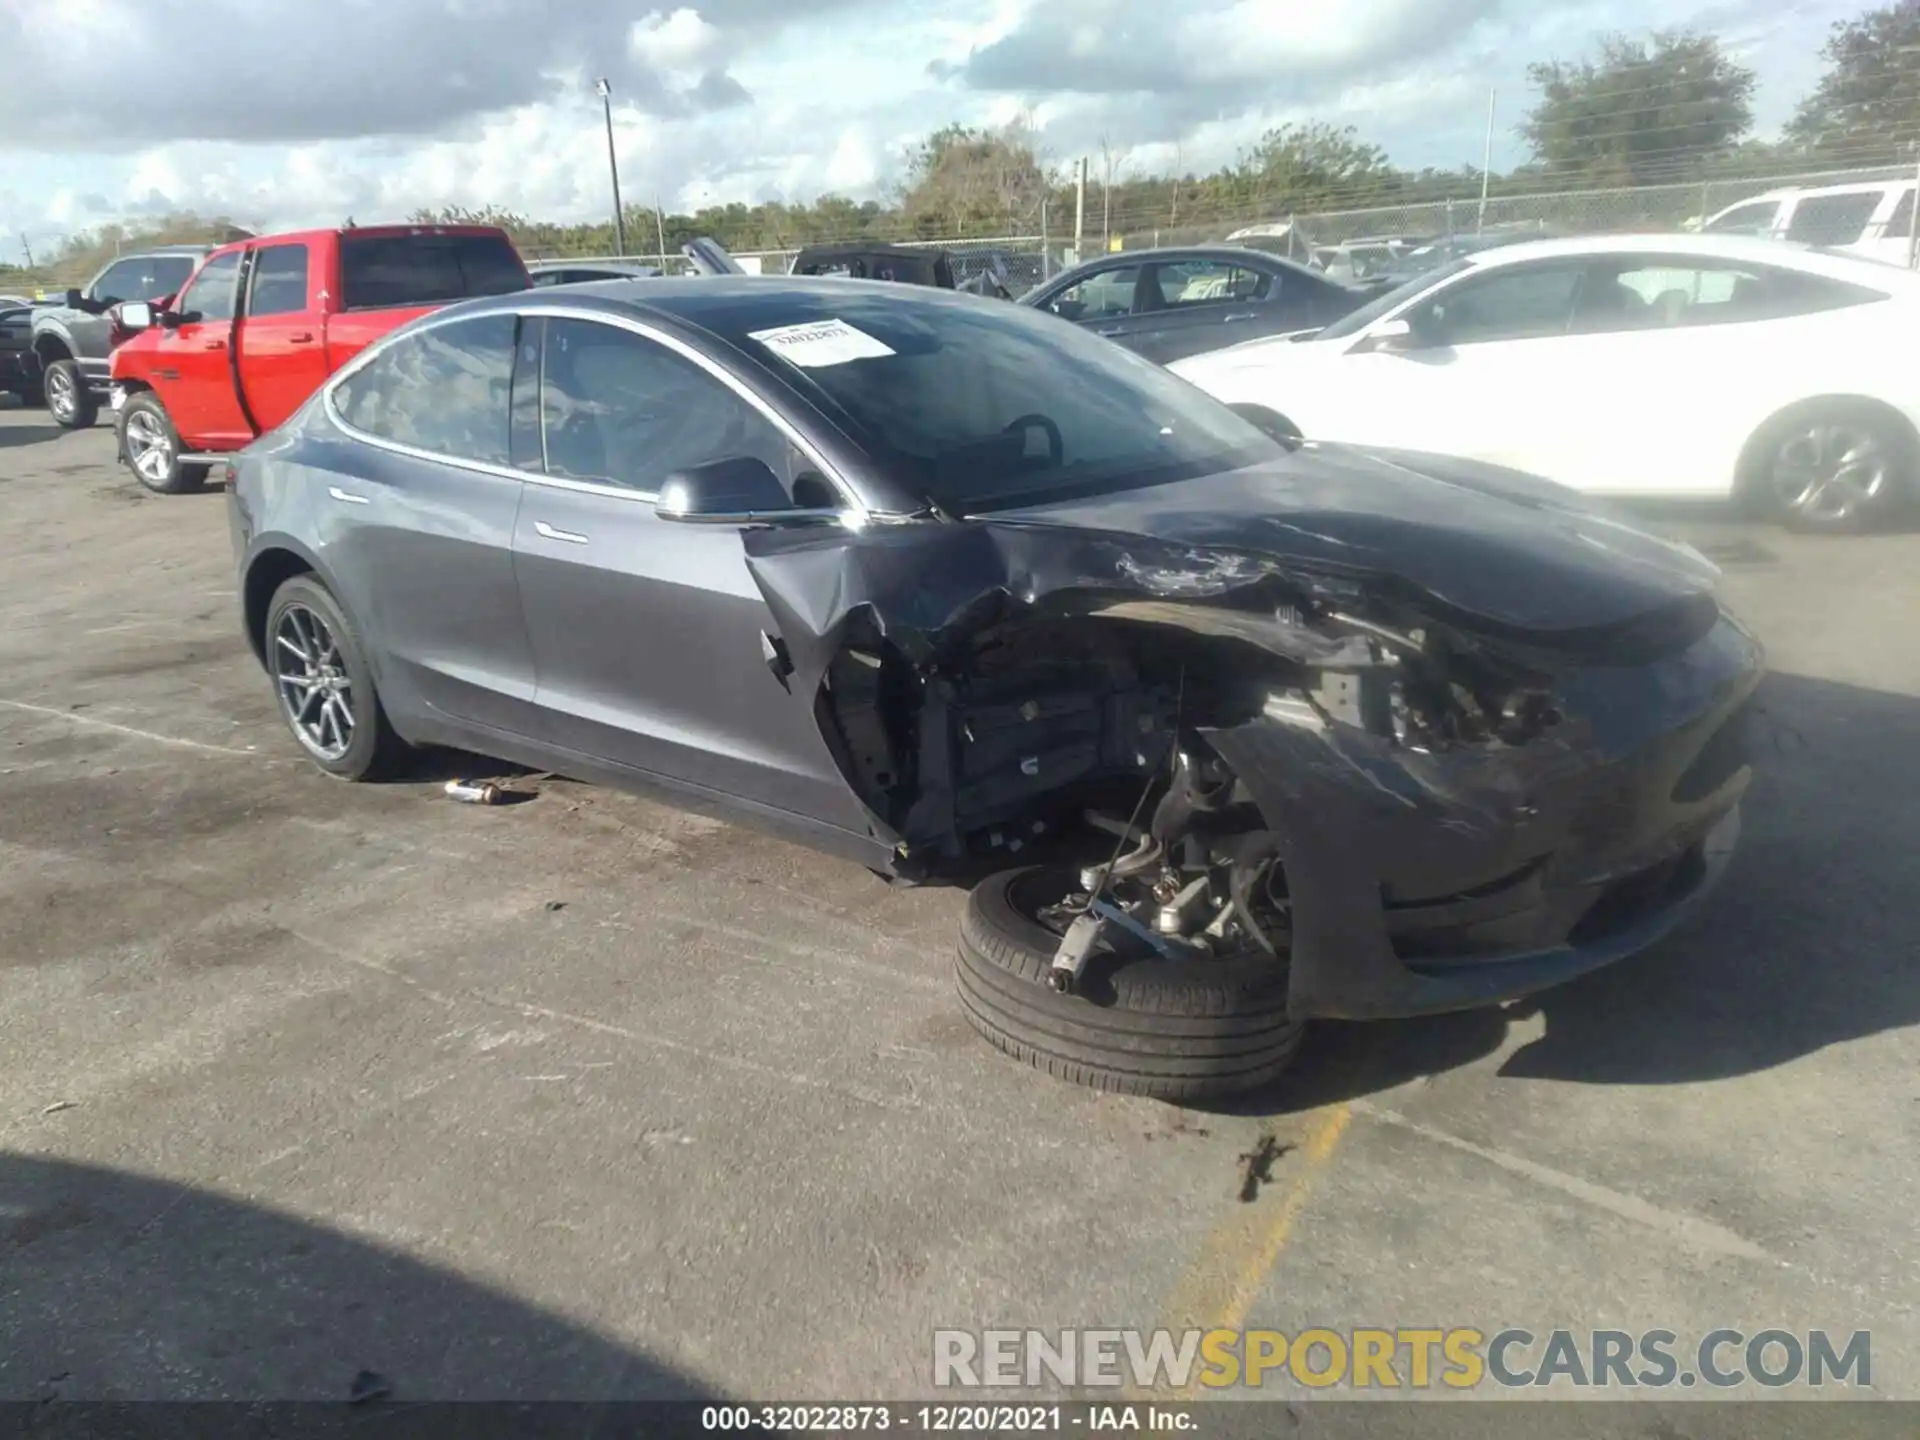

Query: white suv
[[1701, 179, 1915, 267]]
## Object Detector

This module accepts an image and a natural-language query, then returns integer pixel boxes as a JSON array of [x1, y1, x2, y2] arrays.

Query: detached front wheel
[[955, 866, 1303, 1103]]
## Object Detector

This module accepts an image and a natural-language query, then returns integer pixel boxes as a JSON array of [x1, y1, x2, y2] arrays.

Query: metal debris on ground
[[1237, 1133, 1292, 1203], [41, 1100, 76, 1115], [348, 1370, 392, 1404], [444, 779, 502, 805]]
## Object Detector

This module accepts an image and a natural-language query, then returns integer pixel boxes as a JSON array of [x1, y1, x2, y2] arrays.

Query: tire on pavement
[[43, 358, 99, 430], [263, 574, 406, 781], [955, 865, 1304, 1103], [1739, 398, 1917, 534], [118, 392, 209, 495]]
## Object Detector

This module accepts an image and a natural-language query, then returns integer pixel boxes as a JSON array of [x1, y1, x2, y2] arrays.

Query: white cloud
[[0, 0, 1872, 254]]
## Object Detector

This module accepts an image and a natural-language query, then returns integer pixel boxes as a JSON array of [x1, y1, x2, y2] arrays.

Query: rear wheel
[[119, 393, 208, 494], [955, 865, 1303, 1103], [265, 575, 405, 781], [44, 359, 98, 430], [1742, 401, 1915, 533]]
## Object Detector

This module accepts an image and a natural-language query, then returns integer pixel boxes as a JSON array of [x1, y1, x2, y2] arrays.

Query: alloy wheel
[[123, 409, 173, 485], [1771, 423, 1889, 525], [273, 603, 356, 761], [46, 365, 75, 422]]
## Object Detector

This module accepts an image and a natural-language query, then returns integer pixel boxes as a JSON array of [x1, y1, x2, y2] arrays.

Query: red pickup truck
[[109, 225, 528, 493]]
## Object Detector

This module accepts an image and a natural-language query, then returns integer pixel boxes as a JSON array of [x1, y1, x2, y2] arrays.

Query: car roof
[[1046, 244, 1309, 279], [527, 259, 660, 274], [1457, 231, 1920, 285], [794, 243, 939, 261]]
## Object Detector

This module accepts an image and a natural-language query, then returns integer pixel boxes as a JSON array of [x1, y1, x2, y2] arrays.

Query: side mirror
[[157, 308, 184, 330], [656, 456, 816, 526], [117, 301, 155, 331], [65, 287, 85, 309]]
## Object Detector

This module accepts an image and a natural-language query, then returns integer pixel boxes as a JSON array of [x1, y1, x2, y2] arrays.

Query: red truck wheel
[[119, 394, 208, 495]]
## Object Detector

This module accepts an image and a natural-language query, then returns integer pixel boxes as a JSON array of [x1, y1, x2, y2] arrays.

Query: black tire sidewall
[[956, 865, 1302, 1101], [119, 394, 202, 494], [46, 359, 98, 430], [264, 576, 388, 780], [1745, 403, 1916, 534]]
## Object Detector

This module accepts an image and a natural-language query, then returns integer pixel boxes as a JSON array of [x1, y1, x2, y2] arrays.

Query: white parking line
[[0, 697, 268, 758]]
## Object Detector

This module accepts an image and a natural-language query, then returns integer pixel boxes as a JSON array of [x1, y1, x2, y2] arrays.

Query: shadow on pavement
[[0, 421, 65, 450], [1227, 670, 1920, 1113], [1, 1151, 717, 1403]]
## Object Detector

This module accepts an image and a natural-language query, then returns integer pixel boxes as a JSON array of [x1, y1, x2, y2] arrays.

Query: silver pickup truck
[[26, 246, 210, 429]]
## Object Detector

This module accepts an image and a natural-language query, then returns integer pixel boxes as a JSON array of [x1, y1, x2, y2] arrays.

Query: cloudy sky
[[0, 0, 1868, 254]]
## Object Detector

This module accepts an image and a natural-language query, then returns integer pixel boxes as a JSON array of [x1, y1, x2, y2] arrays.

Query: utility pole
[[1477, 86, 1495, 235], [595, 78, 627, 257], [1073, 157, 1087, 264], [655, 201, 668, 271]]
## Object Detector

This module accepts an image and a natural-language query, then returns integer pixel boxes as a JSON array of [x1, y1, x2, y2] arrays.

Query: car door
[[235, 241, 328, 432], [320, 312, 545, 738], [1310, 259, 1594, 475], [1128, 258, 1301, 362], [1031, 262, 1146, 348], [138, 251, 252, 447], [510, 314, 873, 833]]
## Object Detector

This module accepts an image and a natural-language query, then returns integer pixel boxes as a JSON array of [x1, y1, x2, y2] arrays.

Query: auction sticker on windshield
[[748, 318, 894, 368]]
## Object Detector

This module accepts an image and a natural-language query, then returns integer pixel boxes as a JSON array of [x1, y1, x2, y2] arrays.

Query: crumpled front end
[[742, 502, 1763, 1021]]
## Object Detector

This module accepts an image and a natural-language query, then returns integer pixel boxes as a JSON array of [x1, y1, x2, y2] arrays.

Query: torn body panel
[[741, 470, 1761, 1021]]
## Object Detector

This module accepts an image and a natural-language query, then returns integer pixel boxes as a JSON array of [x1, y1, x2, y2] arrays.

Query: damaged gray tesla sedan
[[227, 276, 1763, 1101]]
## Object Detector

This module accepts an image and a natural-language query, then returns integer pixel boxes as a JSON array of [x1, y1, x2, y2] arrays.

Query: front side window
[[339, 233, 528, 311], [1150, 260, 1272, 309], [1315, 257, 1474, 340], [175, 252, 241, 323], [92, 255, 198, 305], [537, 318, 798, 496], [1408, 262, 1585, 345], [247, 244, 310, 317], [331, 313, 517, 465], [1783, 193, 1881, 246], [1702, 200, 1779, 236], [701, 290, 1277, 514], [1045, 265, 1139, 321]]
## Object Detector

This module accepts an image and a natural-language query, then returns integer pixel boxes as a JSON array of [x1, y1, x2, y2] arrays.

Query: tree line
[[10, 0, 1917, 282]]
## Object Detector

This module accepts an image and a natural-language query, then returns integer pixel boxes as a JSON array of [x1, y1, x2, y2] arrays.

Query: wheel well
[[244, 550, 315, 668], [1734, 395, 1920, 495], [32, 334, 72, 365]]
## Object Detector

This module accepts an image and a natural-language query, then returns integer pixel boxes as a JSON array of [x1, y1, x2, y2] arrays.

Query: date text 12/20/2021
[[700, 1405, 1191, 1432]]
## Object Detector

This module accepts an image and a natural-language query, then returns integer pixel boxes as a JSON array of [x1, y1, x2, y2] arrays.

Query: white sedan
[[1169, 234, 1920, 531]]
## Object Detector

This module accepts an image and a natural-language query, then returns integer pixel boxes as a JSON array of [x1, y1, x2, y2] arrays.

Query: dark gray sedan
[[227, 277, 1761, 1101], [1020, 244, 1369, 362]]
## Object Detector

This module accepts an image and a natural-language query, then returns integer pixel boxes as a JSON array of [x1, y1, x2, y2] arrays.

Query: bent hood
[[988, 444, 1720, 636]]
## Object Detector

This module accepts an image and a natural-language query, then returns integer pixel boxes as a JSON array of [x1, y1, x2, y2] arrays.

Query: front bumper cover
[[1205, 614, 1762, 1020]]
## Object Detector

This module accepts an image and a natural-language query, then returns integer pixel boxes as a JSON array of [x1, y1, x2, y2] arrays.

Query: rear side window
[[91, 255, 199, 305], [339, 233, 528, 311], [1784, 193, 1881, 246], [247, 244, 309, 316], [330, 313, 518, 465]]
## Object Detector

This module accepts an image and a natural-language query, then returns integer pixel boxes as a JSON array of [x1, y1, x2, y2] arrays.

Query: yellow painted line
[[1133, 1103, 1352, 1399]]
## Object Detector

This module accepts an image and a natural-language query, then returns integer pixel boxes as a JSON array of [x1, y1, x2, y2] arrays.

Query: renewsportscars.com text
[[932, 1328, 1872, 1391]]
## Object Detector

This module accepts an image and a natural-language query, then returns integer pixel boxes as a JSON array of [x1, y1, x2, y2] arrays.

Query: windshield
[[1313, 257, 1474, 340], [700, 290, 1279, 514]]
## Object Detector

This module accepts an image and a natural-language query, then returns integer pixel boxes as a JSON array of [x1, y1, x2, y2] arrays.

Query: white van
[[1701, 179, 1915, 266]]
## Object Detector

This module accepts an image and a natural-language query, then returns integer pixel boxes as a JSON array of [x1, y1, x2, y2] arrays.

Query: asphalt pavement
[[2, 398, 1915, 1411]]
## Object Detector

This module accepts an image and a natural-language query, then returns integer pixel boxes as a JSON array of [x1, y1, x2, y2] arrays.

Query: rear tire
[[955, 866, 1303, 1103], [264, 575, 405, 781], [44, 358, 98, 430], [118, 393, 208, 494], [1740, 400, 1916, 533]]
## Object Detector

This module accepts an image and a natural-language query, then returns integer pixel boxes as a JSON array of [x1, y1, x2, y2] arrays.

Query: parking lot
[[3, 397, 1918, 1406]]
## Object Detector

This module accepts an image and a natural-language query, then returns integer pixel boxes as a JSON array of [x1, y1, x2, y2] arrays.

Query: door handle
[[1095, 326, 1124, 336], [327, 486, 369, 505], [534, 520, 589, 544], [202, 339, 227, 351], [1223, 311, 1261, 322], [289, 332, 315, 344]]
